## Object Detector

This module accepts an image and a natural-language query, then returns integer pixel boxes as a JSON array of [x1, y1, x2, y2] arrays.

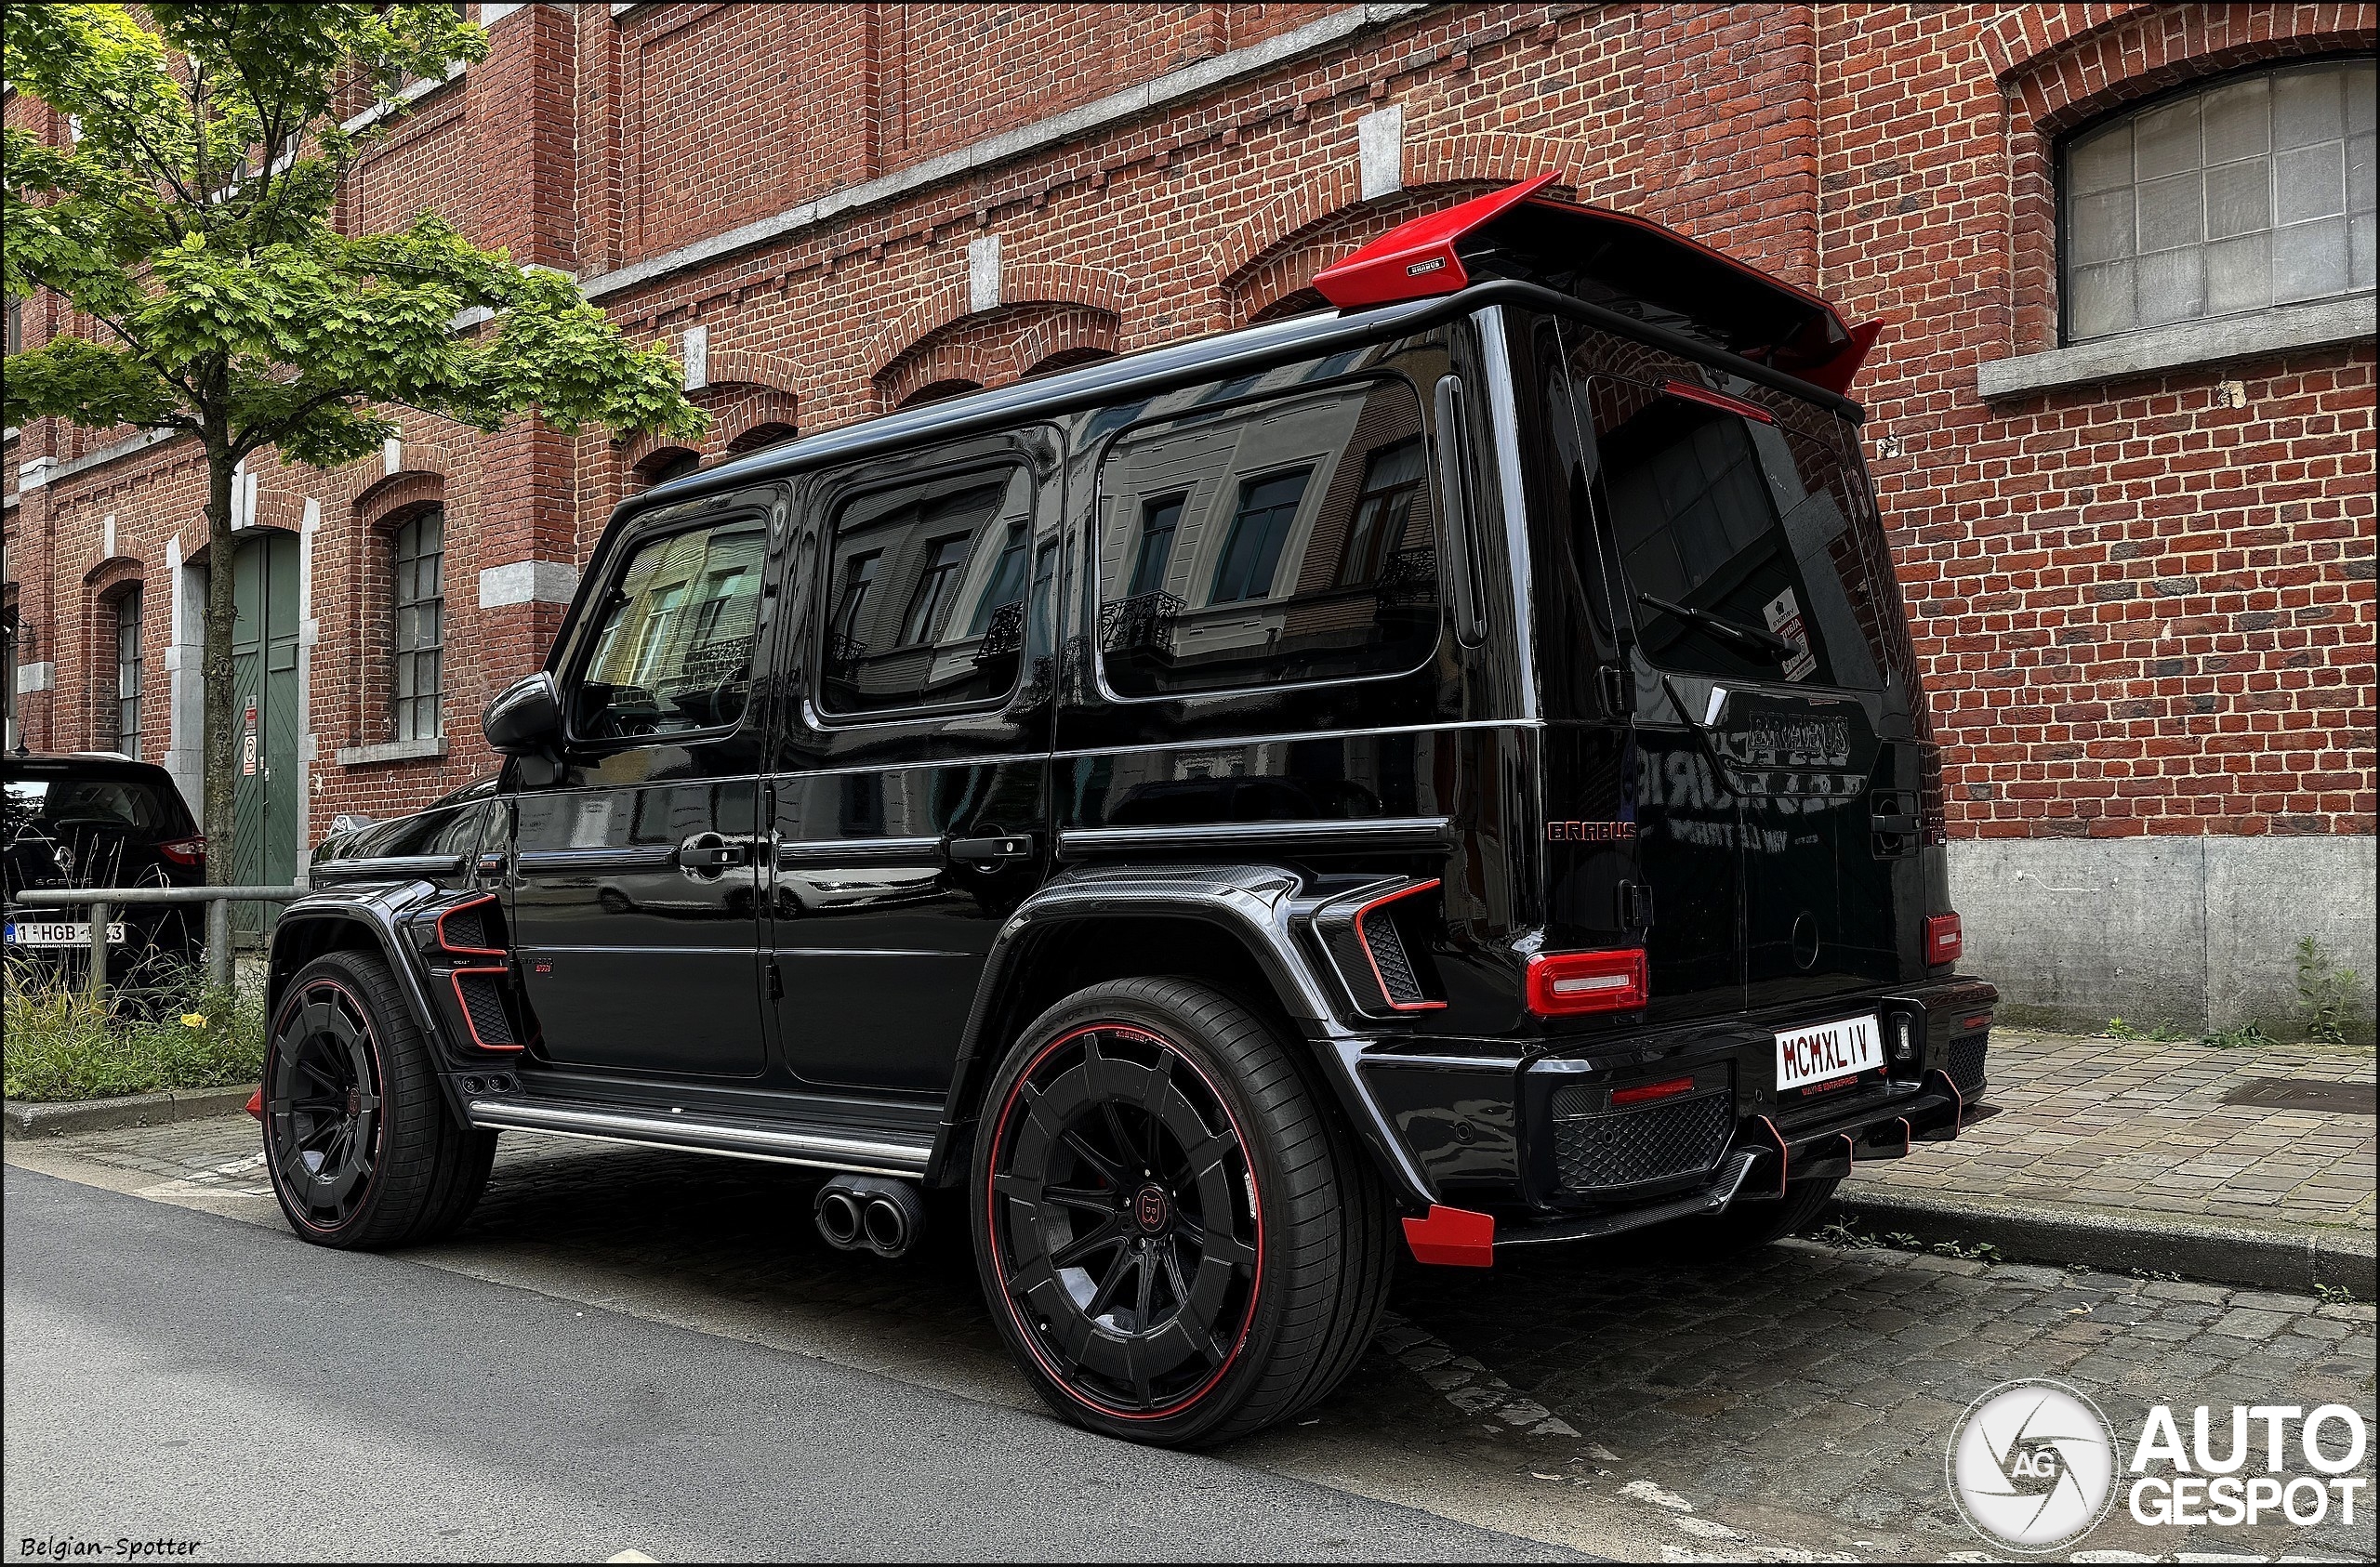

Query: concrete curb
[[1821, 1187, 2378, 1302], [3, 1085, 258, 1140]]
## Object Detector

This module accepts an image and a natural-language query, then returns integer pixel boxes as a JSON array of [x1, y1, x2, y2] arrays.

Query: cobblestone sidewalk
[[1847, 1027, 2377, 1231]]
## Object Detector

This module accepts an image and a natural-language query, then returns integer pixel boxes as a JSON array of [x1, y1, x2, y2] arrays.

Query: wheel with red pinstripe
[[263, 949, 495, 1250], [971, 977, 1393, 1447]]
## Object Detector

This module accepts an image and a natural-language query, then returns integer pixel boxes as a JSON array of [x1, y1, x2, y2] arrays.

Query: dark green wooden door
[[231, 531, 301, 936]]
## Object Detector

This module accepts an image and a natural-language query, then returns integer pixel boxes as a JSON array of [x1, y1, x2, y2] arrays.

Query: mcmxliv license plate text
[[1775, 1012, 1883, 1091]]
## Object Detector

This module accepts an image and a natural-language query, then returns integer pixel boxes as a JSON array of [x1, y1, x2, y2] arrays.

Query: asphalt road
[[3, 1166, 1572, 1563]]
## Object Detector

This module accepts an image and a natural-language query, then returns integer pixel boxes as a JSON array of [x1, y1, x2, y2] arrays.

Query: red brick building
[[6, 3, 2373, 1030]]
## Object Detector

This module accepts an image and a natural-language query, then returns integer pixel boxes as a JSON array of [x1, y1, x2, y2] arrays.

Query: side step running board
[[465, 1097, 932, 1177]]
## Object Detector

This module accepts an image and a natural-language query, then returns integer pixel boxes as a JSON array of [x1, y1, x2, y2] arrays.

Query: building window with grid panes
[[104, 588, 142, 758], [2063, 57, 2375, 343], [391, 507, 444, 741]]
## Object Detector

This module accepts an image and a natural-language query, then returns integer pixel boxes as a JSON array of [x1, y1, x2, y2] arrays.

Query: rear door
[[1565, 346, 1911, 1017], [764, 430, 1060, 1097]]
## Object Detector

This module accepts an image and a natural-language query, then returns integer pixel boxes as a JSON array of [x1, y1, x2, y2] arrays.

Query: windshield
[[1563, 337, 1909, 694]]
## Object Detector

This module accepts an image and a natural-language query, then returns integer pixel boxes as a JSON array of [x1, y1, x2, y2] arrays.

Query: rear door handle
[[677, 835, 747, 871], [945, 834, 1033, 864]]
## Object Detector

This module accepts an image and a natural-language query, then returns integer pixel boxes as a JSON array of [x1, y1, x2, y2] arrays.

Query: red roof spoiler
[[1311, 175, 1882, 395]]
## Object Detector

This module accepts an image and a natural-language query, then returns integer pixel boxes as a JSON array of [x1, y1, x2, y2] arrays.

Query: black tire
[[972, 977, 1393, 1447], [262, 949, 496, 1249], [1648, 1173, 1844, 1258]]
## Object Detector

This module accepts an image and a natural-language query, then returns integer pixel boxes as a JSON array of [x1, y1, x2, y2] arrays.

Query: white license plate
[[3, 920, 128, 947], [1775, 1012, 1883, 1091]]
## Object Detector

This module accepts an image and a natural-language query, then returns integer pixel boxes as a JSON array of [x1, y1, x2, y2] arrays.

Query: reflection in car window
[[575, 521, 765, 742], [1585, 377, 1884, 691], [3, 778, 175, 832], [1095, 379, 1440, 697], [818, 467, 1037, 716]]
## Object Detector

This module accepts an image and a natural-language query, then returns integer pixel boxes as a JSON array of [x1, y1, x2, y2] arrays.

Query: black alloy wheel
[[266, 978, 386, 1232], [262, 949, 498, 1249], [975, 977, 1395, 1447], [986, 1022, 1262, 1418]]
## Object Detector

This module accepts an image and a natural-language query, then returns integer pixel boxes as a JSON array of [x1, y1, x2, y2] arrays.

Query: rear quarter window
[[1092, 378, 1440, 698]]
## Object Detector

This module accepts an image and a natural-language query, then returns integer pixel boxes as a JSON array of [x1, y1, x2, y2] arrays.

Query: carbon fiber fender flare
[[926, 862, 1437, 1207], [266, 884, 472, 1124]]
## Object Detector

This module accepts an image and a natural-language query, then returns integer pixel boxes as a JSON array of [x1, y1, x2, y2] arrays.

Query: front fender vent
[[452, 968, 522, 1052]]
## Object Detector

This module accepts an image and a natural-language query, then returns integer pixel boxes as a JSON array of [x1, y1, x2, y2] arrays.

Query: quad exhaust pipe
[[814, 1173, 925, 1259]]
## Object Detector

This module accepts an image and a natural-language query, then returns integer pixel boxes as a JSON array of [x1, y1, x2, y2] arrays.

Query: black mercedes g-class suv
[[264, 177, 1996, 1447]]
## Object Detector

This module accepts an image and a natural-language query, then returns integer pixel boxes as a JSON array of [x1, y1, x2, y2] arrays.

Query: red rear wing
[[1311, 174, 1880, 395]]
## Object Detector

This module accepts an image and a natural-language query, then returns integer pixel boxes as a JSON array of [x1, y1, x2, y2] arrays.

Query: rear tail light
[[1924, 913, 1963, 964], [156, 835, 205, 867], [1526, 948, 1648, 1016]]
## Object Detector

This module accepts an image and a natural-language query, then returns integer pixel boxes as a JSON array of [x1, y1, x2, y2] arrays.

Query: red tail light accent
[[1924, 913, 1964, 965], [157, 836, 206, 867], [1526, 948, 1648, 1016], [245, 1087, 263, 1120], [1659, 378, 1775, 425], [1611, 1074, 1695, 1107], [1401, 1205, 1495, 1268]]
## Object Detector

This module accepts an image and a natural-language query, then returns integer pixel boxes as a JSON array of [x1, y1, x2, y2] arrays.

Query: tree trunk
[[200, 453, 239, 888]]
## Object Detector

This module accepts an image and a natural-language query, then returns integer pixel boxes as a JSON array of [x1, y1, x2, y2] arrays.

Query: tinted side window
[[573, 520, 766, 742], [818, 466, 1035, 716], [1095, 379, 1438, 697], [1585, 377, 1884, 691]]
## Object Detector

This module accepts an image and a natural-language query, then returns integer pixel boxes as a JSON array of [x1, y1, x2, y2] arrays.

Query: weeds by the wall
[[2, 955, 265, 1103], [2294, 937, 2360, 1047]]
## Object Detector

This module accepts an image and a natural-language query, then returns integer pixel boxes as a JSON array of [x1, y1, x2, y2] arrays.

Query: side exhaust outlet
[[815, 1174, 924, 1259]]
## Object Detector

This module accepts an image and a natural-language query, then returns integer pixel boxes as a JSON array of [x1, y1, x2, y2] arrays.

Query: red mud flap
[[1402, 1205, 1496, 1268], [245, 1088, 263, 1120]]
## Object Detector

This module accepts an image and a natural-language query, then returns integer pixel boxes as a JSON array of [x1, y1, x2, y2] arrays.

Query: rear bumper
[[1337, 976, 2000, 1255]]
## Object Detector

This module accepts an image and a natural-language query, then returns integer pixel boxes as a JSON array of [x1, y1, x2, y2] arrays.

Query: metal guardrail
[[7, 885, 308, 998]]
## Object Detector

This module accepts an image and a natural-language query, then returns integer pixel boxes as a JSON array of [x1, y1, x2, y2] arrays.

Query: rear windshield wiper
[[1635, 592, 1801, 663]]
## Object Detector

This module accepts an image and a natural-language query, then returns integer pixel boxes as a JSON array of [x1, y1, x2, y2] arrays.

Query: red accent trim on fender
[[245, 1087, 263, 1120], [1402, 1204, 1496, 1268], [1352, 878, 1447, 1011], [1660, 378, 1775, 425], [449, 968, 524, 1052], [435, 893, 507, 957]]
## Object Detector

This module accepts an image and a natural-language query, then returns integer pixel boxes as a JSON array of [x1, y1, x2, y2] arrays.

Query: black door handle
[[945, 834, 1033, 864]]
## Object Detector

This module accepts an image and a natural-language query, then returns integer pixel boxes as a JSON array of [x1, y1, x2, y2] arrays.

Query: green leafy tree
[[3, 4, 704, 882]]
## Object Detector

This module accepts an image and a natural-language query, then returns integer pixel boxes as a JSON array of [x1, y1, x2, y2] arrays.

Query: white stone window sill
[[1977, 292, 2376, 400], [337, 735, 449, 767]]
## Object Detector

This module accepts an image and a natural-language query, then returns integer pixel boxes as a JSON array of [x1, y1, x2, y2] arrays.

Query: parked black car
[[265, 178, 1996, 1448], [3, 751, 207, 981]]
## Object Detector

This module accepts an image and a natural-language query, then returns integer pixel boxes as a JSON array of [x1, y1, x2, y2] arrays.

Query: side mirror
[[483, 672, 563, 757]]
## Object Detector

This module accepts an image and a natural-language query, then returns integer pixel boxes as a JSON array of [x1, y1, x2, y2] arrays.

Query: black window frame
[[1085, 372, 1448, 705], [561, 508, 774, 751], [390, 506, 444, 744], [808, 459, 1039, 726], [105, 586, 143, 758]]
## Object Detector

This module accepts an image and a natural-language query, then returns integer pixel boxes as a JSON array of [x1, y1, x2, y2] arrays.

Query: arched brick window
[[99, 585, 143, 757], [391, 507, 444, 742], [723, 421, 799, 458], [2063, 56, 2375, 342], [898, 378, 982, 410], [632, 447, 702, 491]]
